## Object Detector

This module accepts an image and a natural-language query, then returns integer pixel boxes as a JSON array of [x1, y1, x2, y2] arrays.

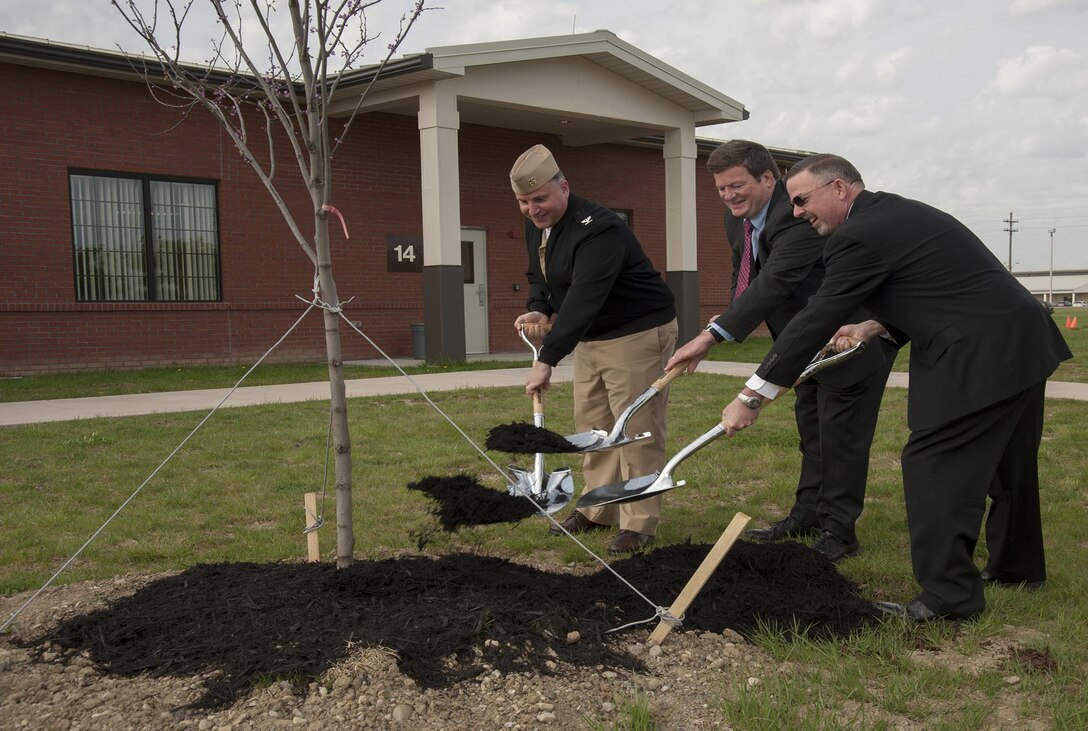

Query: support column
[[662, 127, 700, 345], [418, 85, 466, 362]]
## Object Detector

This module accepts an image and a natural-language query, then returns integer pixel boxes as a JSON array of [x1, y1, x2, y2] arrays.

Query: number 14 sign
[[386, 234, 424, 272]]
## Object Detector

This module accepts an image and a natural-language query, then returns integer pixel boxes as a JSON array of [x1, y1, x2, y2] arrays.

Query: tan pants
[[574, 319, 677, 535]]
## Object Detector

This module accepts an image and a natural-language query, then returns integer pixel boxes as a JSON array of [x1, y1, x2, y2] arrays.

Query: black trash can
[[410, 323, 425, 360]]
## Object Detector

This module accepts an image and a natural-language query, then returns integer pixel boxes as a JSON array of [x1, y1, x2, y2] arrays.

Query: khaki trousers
[[573, 319, 677, 535]]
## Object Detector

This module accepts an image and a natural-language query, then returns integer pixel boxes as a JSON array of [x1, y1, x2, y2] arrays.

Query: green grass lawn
[[1, 369, 1085, 728]]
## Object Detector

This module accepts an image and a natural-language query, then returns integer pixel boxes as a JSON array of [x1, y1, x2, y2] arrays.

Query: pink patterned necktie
[[735, 218, 753, 298]]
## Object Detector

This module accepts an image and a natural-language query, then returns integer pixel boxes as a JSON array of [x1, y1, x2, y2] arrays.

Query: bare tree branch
[[111, 0, 435, 567]]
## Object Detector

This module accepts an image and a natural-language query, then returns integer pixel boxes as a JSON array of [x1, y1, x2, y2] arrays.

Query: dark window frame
[[610, 207, 633, 228], [68, 169, 223, 302]]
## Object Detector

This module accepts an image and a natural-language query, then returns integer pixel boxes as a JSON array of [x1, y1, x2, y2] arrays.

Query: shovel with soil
[[504, 325, 574, 514], [577, 341, 867, 507], [486, 356, 691, 455], [561, 359, 689, 452]]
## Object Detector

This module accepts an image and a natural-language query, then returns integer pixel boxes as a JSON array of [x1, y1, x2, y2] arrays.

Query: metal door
[[461, 228, 488, 354]]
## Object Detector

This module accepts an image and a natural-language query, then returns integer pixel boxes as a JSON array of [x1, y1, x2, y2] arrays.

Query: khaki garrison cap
[[510, 144, 560, 194]]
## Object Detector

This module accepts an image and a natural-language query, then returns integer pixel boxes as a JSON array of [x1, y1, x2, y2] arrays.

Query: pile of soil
[[17, 541, 879, 711], [485, 421, 580, 454]]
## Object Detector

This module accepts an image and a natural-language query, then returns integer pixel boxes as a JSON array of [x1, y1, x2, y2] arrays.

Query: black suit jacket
[[756, 190, 1072, 429], [715, 182, 822, 341], [712, 181, 888, 387]]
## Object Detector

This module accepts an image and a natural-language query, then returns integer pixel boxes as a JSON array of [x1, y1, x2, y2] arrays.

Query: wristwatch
[[736, 392, 763, 410], [704, 322, 726, 343]]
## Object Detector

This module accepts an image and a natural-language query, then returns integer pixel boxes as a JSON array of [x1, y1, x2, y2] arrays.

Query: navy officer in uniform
[[510, 144, 678, 554]]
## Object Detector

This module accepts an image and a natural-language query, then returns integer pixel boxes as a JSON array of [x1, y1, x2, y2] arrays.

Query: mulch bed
[[17, 476, 881, 711], [21, 542, 880, 710]]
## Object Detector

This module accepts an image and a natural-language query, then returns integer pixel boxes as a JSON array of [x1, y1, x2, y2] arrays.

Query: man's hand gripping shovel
[[576, 341, 867, 508], [507, 325, 574, 514]]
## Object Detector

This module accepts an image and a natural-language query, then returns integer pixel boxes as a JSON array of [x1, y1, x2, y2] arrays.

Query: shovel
[[506, 325, 574, 514], [576, 341, 866, 508], [563, 360, 690, 452]]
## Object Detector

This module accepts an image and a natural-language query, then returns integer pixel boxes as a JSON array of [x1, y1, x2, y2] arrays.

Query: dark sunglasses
[[790, 180, 835, 208]]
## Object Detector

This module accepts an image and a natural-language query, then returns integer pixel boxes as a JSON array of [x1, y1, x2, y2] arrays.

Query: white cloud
[[875, 47, 912, 87], [1009, 0, 1082, 17], [825, 94, 910, 136], [982, 46, 1088, 98], [764, 0, 882, 40]]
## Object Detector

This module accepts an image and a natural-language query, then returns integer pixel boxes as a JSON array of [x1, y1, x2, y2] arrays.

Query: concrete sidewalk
[[1, 360, 1085, 427]]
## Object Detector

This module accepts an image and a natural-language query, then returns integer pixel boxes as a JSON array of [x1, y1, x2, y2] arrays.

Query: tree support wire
[[3, 297, 679, 637], [1, 303, 319, 634]]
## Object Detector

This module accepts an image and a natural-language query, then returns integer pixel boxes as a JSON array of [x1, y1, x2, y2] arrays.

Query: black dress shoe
[[811, 531, 859, 563], [608, 530, 653, 554], [874, 598, 944, 622], [980, 565, 1046, 590], [548, 511, 608, 536], [745, 516, 819, 541]]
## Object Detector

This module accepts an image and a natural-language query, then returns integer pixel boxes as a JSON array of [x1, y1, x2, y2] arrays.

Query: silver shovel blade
[[576, 472, 687, 508], [534, 468, 574, 514], [562, 428, 652, 453], [508, 466, 575, 515], [576, 422, 725, 508]]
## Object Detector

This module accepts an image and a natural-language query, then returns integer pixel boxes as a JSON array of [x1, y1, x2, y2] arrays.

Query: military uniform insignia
[[581, 216, 593, 225], [527, 176, 537, 188]]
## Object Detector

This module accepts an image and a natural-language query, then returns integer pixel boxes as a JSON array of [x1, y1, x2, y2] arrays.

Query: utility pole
[[1003, 212, 1018, 271], [1048, 228, 1056, 303]]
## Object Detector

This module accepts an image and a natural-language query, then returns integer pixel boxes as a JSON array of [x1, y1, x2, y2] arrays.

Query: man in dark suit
[[723, 153, 1072, 621], [667, 140, 894, 562]]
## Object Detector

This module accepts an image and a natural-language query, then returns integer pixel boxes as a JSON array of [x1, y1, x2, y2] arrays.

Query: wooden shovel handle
[[652, 361, 689, 389], [532, 388, 544, 415], [520, 321, 552, 338]]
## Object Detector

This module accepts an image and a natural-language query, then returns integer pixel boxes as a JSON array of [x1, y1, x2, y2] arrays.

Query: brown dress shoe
[[549, 511, 608, 535], [608, 530, 653, 554]]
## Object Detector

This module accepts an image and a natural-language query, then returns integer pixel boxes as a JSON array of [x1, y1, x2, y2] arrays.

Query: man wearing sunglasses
[[666, 140, 895, 563], [722, 153, 1071, 622]]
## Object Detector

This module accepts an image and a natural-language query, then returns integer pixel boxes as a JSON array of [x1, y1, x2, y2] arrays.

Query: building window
[[69, 171, 221, 302], [610, 208, 633, 228]]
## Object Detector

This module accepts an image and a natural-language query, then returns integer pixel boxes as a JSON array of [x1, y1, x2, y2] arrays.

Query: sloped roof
[[422, 31, 746, 124], [2, 29, 746, 146]]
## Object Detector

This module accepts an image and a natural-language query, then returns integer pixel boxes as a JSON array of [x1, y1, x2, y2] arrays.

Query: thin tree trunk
[[313, 207, 354, 568]]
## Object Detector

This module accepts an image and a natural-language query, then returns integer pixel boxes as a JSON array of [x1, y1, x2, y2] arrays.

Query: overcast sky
[[3, 0, 1086, 271]]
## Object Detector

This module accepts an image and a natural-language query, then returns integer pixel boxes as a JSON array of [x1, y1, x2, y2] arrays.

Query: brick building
[[0, 30, 803, 375]]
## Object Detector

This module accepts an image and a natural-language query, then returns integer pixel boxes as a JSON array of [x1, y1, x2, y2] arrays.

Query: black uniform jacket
[[525, 194, 675, 366]]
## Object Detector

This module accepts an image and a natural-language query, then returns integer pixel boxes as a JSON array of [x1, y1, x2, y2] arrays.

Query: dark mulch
[[485, 421, 581, 454], [407, 474, 539, 530], [22, 541, 881, 711]]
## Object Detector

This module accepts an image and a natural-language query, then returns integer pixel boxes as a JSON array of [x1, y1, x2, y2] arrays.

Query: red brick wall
[[0, 60, 738, 374]]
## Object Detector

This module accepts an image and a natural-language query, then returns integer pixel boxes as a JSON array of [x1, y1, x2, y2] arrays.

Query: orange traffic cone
[[1066, 315, 1073, 328], [1072, 316, 1079, 329]]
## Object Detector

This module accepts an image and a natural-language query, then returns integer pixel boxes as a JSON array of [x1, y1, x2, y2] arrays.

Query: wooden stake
[[304, 492, 321, 562], [648, 511, 750, 646]]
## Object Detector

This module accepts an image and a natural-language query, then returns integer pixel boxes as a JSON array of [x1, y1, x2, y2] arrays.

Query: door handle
[[478, 284, 486, 305]]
